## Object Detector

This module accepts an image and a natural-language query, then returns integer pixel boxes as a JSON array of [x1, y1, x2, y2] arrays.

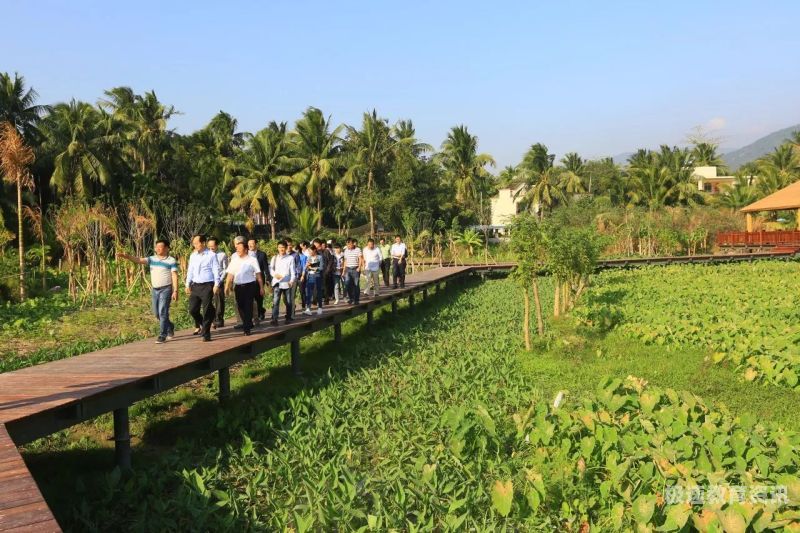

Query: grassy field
[[11, 267, 800, 531]]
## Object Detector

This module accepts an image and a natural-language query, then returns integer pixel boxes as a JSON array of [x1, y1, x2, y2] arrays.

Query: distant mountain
[[723, 124, 800, 170]]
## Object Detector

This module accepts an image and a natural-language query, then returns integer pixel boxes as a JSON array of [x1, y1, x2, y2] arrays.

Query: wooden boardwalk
[[0, 266, 475, 531]]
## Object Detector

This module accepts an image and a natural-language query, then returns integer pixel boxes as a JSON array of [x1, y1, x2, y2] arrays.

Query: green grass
[[520, 320, 800, 431]]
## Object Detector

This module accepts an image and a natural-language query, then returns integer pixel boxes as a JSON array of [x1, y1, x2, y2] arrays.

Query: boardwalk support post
[[218, 367, 230, 402], [391, 299, 398, 314], [422, 288, 428, 301], [334, 322, 342, 342], [291, 339, 301, 376], [113, 407, 131, 470], [409, 294, 415, 307], [367, 310, 374, 325]]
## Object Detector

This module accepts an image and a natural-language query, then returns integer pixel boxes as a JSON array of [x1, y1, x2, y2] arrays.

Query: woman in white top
[[224, 236, 265, 335], [362, 238, 383, 297], [390, 235, 407, 289]]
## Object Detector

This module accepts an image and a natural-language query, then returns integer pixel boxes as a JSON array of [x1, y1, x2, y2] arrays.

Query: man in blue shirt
[[185, 234, 221, 341]]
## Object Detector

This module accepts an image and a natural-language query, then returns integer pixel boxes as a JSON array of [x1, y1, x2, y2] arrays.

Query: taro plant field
[[18, 271, 800, 531], [577, 261, 800, 391]]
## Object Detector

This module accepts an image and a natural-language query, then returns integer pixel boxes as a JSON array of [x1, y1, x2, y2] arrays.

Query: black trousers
[[188, 282, 215, 335], [392, 259, 406, 288], [254, 289, 266, 319], [381, 258, 391, 287], [324, 271, 335, 303], [213, 288, 225, 326], [234, 281, 258, 331]]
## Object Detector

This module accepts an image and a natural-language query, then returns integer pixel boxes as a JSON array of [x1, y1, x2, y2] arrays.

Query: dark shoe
[[258, 315, 266, 321], [392, 285, 398, 289], [244, 329, 251, 336], [192, 328, 201, 335], [233, 324, 244, 330], [212, 323, 217, 330], [285, 318, 293, 324], [155, 336, 166, 344], [202, 334, 211, 342], [269, 319, 279, 326]]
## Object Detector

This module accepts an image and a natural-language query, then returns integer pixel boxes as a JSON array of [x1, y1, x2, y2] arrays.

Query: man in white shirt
[[185, 234, 220, 341], [391, 235, 407, 289], [208, 237, 228, 329], [362, 238, 383, 297], [269, 240, 297, 325], [224, 236, 264, 336]]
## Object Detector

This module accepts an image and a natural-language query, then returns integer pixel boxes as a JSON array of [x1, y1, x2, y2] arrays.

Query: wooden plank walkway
[[0, 266, 474, 530], [0, 425, 59, 532]]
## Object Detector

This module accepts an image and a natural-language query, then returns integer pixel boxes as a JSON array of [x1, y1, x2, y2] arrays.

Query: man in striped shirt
[[341, 238, 364, 305], [117, 239, 179, 344]]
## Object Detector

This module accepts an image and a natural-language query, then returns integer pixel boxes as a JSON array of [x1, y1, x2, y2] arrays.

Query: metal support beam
[[367, 310, 374, 325], [113, 407, 131, 470], [334, 322, 342, 342], [291, 339, 301, 376], [218, 367, 230, 402]]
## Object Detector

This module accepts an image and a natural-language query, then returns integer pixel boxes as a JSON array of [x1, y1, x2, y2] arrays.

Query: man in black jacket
[[248, 238, 270, 321], [315, 239, 336, 305]]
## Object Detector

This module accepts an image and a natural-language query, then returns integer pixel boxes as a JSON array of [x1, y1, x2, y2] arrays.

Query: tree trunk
[[368, 169, 375, 236], [316, 176, 323, 230], [269, 205, 276, 241], [553, 280, 560, 317], [532, 276, 544, 336], [16, 181, 25, 301], [523, 287, 531, 351]]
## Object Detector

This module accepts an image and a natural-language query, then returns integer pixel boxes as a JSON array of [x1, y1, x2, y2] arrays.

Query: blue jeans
[[272, 286, 293, 321], [304, 274, 323, 308], [344, 267, 360, 304], [151, 285, 174, 337]]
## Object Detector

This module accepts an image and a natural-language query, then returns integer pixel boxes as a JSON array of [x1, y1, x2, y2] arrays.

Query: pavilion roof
[[741, 180, 800, 213]]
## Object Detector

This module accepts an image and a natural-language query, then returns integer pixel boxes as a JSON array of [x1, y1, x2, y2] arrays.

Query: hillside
[[723, 123, 800, 170]]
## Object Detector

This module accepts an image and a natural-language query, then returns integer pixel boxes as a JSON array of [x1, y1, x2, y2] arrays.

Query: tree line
[[2, 71, 799, 302]]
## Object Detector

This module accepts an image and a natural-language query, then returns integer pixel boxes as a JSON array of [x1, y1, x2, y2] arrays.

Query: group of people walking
[[118, 234, 408, 343]]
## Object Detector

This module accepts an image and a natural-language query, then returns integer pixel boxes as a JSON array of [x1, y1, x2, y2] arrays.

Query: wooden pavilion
[[717, 180, 800, 250]]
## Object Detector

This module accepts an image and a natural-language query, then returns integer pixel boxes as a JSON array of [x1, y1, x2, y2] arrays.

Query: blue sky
[[4, 1, 800, 167]]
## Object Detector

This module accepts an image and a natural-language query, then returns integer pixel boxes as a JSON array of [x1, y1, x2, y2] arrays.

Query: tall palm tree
[[515, 143, 563, 216], [691, 142, 727, 172], [227, 122, 293, 240], [560, 152, 586, 194], [43, 100, 113, 198], [0, 72, 49, 143], [0, 122, 35, 300], [289, 107, 343, 230], [437, 125, 495, 208], [755, 143, 800, 196], [100, 87, 177, 177], [716, 175, 758, 211], [344, 110, 409, 235], [393, 119, 432, 158]]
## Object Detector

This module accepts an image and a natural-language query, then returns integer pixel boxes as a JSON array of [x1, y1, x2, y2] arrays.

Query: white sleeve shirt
[[227, 254, 261, 285], [390, 243, 407, 259]]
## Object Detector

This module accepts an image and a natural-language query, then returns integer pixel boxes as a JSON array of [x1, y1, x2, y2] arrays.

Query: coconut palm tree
[[43, 100, 114, 198], [437, 125, 495, 208], [0, 72, 49, 143], [289, 107, 343, 230], [559, 151, 586, 195], [0, 122, 35, 300], [343, 110, 405, 235], [691, 142, 728, 173], [755, 143, 800, 196], [716, 175, 758, 211], [227, 122, 293, 240], [100, 87, 177, 178]]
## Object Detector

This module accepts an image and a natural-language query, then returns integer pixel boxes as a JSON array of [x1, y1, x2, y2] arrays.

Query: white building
[[693, 166, 737, 193], [490, 185, 526, 228]]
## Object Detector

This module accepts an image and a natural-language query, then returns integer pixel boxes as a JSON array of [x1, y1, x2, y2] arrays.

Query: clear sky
[[4, 0, 800, 167]]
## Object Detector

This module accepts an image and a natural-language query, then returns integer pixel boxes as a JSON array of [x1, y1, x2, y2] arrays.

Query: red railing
[[717, 230, 800, 247]]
